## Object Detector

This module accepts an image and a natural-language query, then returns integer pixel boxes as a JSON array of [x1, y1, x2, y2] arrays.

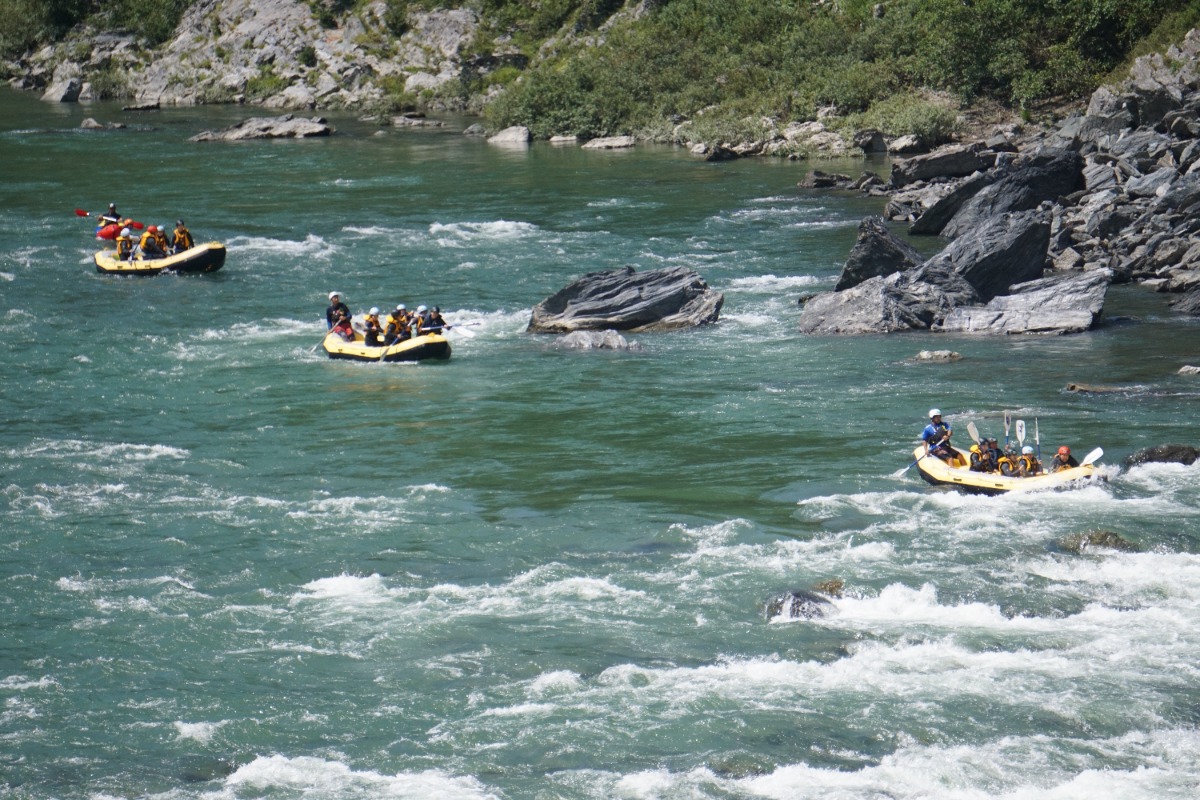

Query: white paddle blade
[[967, 422, 980, 443], [1004, 411, 1012, 433], [1081, 447, 1103, 466], [1015, 419, 1026, 444]]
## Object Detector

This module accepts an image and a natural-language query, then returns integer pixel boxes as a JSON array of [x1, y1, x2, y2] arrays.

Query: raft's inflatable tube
[[93, 242, 226, 276], [322, 330, 451, 363], [912, 445, 1100, 495]]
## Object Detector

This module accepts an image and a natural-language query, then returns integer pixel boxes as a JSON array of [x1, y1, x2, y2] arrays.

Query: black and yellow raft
[[321, 330, 451, 363], [94, 242, 226, 275], [912, 445, 1100, 495]]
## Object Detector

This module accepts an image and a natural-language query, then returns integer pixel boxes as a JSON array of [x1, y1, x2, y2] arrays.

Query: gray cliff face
[[20, 0, 482, 112]]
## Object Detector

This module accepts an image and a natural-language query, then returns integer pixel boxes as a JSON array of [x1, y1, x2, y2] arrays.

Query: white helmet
[[417, 305, 427, 313], [120, 228, 131, 237], [396, 303, 406, 311], [1022, 445, 1034, 455], [369, 307, 379, 315], [329, 291, 341, 300], [928, 408, 941, 418], [158, 224, 165, 232]]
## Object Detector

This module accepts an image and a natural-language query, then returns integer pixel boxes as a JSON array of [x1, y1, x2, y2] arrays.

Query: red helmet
[[1057, 446, 1070, 456]]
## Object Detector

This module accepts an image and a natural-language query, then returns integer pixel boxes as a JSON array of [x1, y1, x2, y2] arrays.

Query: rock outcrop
[[922, 209, 1051, 302], [846, 29, 1200, 319], [14, 0, 484, 112], [834, 216, 924, 291], [527, 266, 723, 333]]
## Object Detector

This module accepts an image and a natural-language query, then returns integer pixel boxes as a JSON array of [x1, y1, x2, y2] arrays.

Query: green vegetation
[[0, 0, 192, 56], [245, 63, 289, 100], [2, 0, 1198, 147], [485, 0, 1198, 139]]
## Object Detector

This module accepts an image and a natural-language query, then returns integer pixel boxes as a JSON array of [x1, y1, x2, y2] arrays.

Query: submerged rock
[[528, 266, 723, 333], [765, 589, 833, 620], [1122, 443, 1200, 467], [552, 330, 643, 351], [1065, 382, 1139, 394], [1058, 530, 1140, 554]]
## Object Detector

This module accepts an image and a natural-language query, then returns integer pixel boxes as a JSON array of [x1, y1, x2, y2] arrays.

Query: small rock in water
[[765, 589, 833, 620], [1064, 382, 1138, 394], [913, 349, 962, 362], [1058, 530, 1139, 554]]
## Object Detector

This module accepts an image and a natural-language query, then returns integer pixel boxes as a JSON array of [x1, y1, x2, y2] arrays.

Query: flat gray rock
[[189, 114, 333, 141], [938, 269, 1112, 335]]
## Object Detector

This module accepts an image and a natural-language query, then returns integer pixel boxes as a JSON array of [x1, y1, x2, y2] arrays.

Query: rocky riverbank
[[11, 0, 490, 115], [797, 29, 1200, 334]]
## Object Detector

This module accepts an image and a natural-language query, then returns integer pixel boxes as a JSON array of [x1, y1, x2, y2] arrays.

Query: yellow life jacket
[[153, 229, 170, 249], [173, 227, 193, 251], [116, 235, 133, 258], [998, 456, 1017, 476], [1018, 455, 1041, 475]]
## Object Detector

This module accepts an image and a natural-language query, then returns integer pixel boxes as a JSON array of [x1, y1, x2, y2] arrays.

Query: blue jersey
[[922, 421, 951, 445]]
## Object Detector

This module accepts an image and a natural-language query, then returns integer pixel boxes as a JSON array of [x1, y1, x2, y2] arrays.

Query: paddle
[[1035, 417, 1041, 459], [1003, 411, 1012, 449], [76, 209, 145, 229], [893, 449, 929, 478], [1081, 447, 1103, 466], [967, 421, 981, 445], [894, 416, 949, 477], [1015, 419, 1026, 449]]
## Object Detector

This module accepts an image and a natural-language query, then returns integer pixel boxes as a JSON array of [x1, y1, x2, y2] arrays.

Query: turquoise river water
[[2, 87, 1199, 799]]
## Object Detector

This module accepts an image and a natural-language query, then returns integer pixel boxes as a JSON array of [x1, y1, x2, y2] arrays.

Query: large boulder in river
[[189, 114, 333, 141], [939, 149, 1084, 241], [834, 216, 925, 291], [921, 209, 1051, 302], [527, 266, 723, 333], [938, 268, 1111, 335], [1122, 443, 1200, 468]]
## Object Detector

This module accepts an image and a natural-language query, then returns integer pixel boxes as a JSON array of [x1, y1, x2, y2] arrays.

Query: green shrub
[[382, 0, 409, 36], [298, 44, 318, 68], [88, 64, 131, 99], [844, 92, 960, 145], [103, 0, 194, 46], [245, 64, 289, 100]]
